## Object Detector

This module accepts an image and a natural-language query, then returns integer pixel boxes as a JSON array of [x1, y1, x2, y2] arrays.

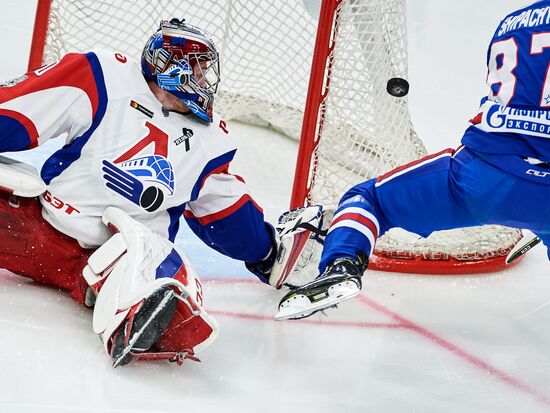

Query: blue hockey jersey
[[463, 0, 550, 161]]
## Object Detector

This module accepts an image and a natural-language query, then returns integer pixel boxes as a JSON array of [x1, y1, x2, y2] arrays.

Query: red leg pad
[[0, 193, 92, 304], [155, 300, 216, 353]]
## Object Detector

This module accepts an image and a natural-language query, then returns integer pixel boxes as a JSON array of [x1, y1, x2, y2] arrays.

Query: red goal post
[[28, 0, 524, 274]]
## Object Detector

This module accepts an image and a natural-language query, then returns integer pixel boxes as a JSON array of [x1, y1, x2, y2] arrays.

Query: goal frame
[[289, 0, 524, 273]]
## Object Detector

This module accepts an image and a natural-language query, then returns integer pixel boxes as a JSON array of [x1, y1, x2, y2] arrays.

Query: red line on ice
[[209, 309, 403, 329], [356, 294, 550, 407], [205, 277, 550, 406]]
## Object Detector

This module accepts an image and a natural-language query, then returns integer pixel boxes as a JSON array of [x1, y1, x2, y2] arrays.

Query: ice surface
[[2, 1, 550, 412]]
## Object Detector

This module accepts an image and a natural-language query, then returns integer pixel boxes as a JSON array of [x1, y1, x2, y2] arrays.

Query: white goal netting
[[35, 0, 522, 272]]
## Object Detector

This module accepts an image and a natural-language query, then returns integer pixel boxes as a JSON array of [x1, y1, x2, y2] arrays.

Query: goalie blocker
[[246, 205, 332, 289]]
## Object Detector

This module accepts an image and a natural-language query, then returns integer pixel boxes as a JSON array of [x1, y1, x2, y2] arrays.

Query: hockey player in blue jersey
[[276, 1, 550, 320]]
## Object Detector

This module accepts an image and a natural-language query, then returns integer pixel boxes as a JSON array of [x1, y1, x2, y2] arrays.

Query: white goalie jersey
[[0, 49, 238, 247]]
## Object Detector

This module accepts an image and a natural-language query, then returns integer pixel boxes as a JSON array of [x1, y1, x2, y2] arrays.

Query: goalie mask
[[141, 18, 220, 122]]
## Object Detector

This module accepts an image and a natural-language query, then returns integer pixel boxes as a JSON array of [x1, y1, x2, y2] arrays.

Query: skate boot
[[275, 256, 366, 320]]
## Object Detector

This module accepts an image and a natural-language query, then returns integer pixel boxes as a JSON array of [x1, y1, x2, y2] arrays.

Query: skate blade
[[275, 280, 360, 321]]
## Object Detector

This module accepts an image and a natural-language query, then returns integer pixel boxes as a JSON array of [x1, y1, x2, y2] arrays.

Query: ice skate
[[275, 257, 365, 321]]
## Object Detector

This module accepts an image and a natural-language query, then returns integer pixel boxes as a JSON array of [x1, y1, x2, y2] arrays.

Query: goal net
[[28, 0, 523, 274]]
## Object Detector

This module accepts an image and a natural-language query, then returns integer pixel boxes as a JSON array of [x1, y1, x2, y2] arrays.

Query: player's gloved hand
[[0, 155, 46, 197], [83, 207, 218, 367], [247, 205, 333, 288]]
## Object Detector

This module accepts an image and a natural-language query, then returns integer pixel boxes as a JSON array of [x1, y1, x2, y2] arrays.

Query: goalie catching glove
[[83, 207, 218, 367], [246, 205, 332, 289]]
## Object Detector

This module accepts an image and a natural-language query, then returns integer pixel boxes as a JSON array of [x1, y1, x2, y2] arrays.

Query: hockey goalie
[[0, 17, 337, 366]]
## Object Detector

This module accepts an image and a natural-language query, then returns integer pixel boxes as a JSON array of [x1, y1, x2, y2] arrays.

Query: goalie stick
[[505, 235, 542, 264]]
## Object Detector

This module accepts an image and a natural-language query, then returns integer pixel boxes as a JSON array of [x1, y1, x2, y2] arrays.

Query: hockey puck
[[386, 77, 409, 97]]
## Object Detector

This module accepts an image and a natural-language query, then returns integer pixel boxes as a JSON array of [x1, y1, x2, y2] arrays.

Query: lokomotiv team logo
[[102, 121, 176, 212]]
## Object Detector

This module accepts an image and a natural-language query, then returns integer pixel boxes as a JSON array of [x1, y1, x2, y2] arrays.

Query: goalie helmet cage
[[28, 0, 523, 274]]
